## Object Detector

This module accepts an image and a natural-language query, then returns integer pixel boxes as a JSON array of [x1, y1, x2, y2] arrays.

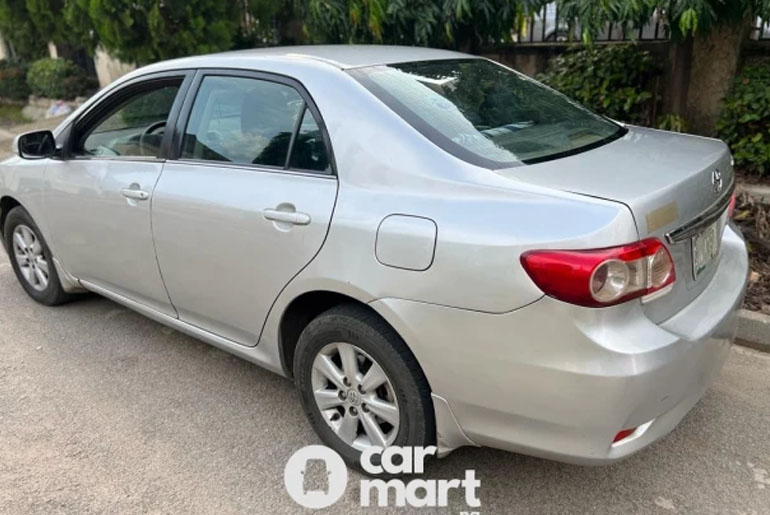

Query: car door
[[43, 71, 192, 315], [151, 70, 338, 345]]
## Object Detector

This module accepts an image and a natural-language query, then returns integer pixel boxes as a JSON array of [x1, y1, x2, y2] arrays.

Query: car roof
[[146, 45, 474, 72]]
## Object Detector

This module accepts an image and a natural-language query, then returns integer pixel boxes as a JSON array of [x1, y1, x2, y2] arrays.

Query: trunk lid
[[498, 126, 734, 323]]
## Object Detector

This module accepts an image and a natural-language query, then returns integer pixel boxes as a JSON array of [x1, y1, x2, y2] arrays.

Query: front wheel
[[3, 206, 72, 306], [294, 304, 435, 470]]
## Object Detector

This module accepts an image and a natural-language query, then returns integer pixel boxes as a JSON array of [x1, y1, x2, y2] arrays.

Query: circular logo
[[347, 390, 361, 406], [284, 445, 348, 509]]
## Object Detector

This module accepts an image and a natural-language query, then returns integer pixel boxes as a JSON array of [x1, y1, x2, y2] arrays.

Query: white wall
[[0, 31, 10, 60], [93, 46, 135, 88]]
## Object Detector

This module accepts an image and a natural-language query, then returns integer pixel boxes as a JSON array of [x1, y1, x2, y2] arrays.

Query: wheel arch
[[279, 290, 371, 378], [277, 289, 432, 394], [0, 195, 22, 247]]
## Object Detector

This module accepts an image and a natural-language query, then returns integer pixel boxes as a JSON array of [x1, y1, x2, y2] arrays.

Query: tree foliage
[[538, 44, 659, 125], [0, 60, 31, 101], [304, 0, 545, 50], [0, 0, 48, 61], [26, 57, 95, 99], [26, 0, 96, 51], [305, 0, 770, 47], [557, 0, 770, 42], [232, 0, 307, 48], [0, 1, 302, 65], [717, 62, 770, 176], [78, 0, 241, 65], [1, 0, 769, 66]]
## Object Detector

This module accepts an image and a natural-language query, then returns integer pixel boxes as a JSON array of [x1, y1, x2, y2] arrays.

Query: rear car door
[[43, 72, 192, 315], [151, 70, 338, 345]]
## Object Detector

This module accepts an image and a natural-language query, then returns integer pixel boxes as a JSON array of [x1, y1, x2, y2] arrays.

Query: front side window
[[182, 76, 312, 168], [79, 83, 181, 158], [350, 59, 625, 168]]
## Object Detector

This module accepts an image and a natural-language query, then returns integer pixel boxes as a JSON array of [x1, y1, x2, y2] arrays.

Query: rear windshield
[[349, 58, 625, 168]]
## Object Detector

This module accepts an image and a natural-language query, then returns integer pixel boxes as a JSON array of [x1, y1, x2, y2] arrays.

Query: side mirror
[[13, 130, 57, 160]]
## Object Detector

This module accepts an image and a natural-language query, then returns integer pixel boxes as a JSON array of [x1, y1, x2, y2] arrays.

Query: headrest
[[240, 86, 294, 134]]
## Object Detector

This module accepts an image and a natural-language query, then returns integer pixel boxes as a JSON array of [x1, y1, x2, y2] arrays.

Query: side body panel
[[252, 65, 640, 374], [152, 162, 337, 345], [43, 159, 174, 315], [0, 158, 49, 246]]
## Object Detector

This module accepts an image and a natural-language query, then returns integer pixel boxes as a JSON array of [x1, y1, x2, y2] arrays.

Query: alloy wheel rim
[[12, 225, 49, 292], [311, 342, 400, 451]]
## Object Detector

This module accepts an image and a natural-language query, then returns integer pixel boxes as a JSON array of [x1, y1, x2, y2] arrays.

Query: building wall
[[93, 47, 135, 88]]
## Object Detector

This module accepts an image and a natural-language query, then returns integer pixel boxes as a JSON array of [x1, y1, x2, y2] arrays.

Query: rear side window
[[181, 75, 330, 172], [289, 107, 330, 172]]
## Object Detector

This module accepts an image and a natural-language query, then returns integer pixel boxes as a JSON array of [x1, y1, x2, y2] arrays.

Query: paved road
[[1, 249, 769, 515]]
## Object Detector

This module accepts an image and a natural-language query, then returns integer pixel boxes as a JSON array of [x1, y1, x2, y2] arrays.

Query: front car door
[[151, 70, 338, 345], [43, 72, 192, 315]]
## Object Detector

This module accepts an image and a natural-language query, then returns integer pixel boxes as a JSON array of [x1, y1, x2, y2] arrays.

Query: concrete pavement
[[1, 249, 769, 514]]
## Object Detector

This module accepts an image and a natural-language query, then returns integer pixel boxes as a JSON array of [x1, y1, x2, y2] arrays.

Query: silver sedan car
[[0, 46, 748, 468]]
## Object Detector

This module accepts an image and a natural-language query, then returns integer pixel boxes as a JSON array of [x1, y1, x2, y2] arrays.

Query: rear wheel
[[294, 304, 435, 470], [4, 206, 72, 305]]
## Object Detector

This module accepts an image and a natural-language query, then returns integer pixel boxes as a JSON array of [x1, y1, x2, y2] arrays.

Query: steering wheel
[[139, 121, 167, 155]]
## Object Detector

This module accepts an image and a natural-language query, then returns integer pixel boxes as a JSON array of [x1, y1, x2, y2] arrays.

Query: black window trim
[[63, 70, 195, 162], [283, 102, 307, 169], [170, 68, 337, 177]]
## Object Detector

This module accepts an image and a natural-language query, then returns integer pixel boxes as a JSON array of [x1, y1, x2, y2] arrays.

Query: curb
[[738, 183, 770, 205], [735, 309, 770, 353]]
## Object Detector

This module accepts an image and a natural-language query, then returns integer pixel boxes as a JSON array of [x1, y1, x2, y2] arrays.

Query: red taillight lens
[[727, 191, 737, 218], [520, 238, 676, 307], [613, 428, 637, 443]]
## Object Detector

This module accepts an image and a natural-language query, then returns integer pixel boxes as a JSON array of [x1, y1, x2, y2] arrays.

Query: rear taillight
[[613, 428, 637, 443], [727, 191, 737, 218], [520, 238, 676, 307]]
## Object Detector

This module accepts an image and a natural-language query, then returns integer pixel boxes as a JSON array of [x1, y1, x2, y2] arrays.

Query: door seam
[[149, 161, 179, 318]]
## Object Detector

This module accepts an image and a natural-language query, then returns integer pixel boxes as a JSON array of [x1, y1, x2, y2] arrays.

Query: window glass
[[350, 59, 624, 167], [181, 76, 304, 167], [81, 84, 180, 157], [289, 108, 330, 172]]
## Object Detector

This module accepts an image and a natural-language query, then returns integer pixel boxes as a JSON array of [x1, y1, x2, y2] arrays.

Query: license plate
[[691, 220, 720, 279]]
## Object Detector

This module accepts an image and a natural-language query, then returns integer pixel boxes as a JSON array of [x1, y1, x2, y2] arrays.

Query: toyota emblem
[[711, 169, 723, 195]]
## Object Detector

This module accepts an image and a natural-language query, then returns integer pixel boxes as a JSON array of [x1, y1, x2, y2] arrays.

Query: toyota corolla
[[0, 46, 748, 469]]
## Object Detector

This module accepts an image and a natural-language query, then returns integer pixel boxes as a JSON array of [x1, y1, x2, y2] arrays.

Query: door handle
[[263, 208, 311, 226], [121, 188, 150, 201]]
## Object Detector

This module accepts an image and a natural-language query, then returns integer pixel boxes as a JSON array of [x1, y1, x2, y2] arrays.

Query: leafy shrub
[[538, 44, 660, 125], [26, 58, 93, 100], [716, 64, 770, 177], [0, 60, 30, 101], [657, 114, 689, 133]]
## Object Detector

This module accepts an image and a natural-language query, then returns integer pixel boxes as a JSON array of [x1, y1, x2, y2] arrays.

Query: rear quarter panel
[[259, 68, 640, 346]]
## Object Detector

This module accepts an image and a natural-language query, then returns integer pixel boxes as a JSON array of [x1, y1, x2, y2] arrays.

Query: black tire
[[3, 206, 72, 306], [294, 303, 435, 471]]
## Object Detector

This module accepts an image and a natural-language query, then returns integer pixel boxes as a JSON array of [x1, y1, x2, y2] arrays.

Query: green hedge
[[538, 44, 660, 126], [0, 60, 30, 101], [716, 64, 770, 177], [26, 58, 94, 100]]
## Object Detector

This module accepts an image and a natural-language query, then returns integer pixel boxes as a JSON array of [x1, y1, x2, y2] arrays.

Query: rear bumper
[[371, 224, 748, 464]]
